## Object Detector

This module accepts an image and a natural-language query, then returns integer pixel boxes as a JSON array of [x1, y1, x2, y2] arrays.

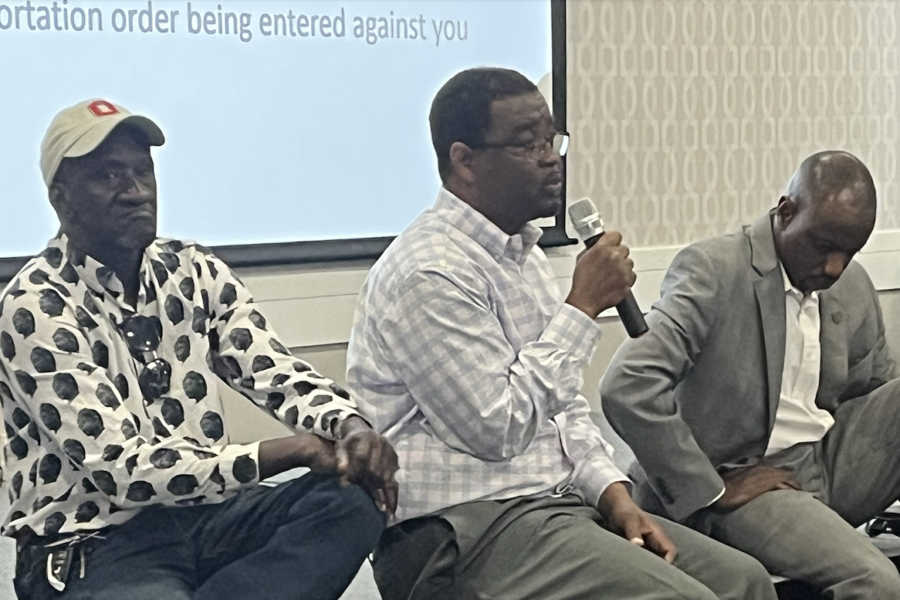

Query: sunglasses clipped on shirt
[[120, 314, 172, 401]]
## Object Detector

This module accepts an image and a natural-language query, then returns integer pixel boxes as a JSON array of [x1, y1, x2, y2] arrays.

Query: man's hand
[[713, 466, 800, 513], [597, 482, 676, 563], [337, 416, 400, 516], [565, 231, 636, 319]]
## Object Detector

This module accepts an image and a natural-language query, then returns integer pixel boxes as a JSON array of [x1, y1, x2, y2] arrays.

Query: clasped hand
[[335, 417, 400, 516], [288, 416, 399, 516], [713, 466, 800, 513]]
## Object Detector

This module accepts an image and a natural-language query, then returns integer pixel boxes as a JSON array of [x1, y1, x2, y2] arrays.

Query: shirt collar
[[434, 188, 543, 266], [780, 262, 818, 302], [50, 234, 157, 305]]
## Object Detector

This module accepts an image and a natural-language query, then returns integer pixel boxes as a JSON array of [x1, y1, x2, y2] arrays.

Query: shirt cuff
[[541, 303, 601, 367], [704, 486, 726, 508], [573, 446, 631, 509], [318, 405, 364, 442], [217, 441, 262, 494]]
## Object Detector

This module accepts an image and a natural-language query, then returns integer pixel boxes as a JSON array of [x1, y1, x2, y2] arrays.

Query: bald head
[[773, 151, 877, 293], [784, 151, 876, 220]]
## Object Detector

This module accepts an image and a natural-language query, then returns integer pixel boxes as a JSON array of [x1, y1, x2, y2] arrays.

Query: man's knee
[[726, 553, 775, 599], [333, 483, 386, 548], [672, 583, 719, 600], [852, 555, 900, 597], [700, 544, 776, 600], [316, 476, 386, 550], [283, 474, 385, 551]]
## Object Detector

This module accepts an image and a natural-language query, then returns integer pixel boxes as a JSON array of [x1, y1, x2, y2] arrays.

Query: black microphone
[[567, 198, 648, 338]]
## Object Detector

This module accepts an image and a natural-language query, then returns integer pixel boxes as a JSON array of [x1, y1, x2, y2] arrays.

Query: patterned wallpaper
[[566, 0, 900, 247]]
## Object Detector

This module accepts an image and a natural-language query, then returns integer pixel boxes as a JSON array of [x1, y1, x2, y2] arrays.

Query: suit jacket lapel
[[817, 292, 848, 410], [754, 274, 785, 429], [747, 213, 786, 431]]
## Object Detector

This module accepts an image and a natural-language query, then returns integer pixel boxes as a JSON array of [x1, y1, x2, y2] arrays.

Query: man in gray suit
[[602, 151, 900, 599]]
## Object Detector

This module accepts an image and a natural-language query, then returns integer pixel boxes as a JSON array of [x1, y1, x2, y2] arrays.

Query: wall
[[566, 0, 900, 246]]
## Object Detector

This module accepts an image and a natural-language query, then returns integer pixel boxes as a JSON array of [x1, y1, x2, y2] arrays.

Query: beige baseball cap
[[40, 99, 165, 187]]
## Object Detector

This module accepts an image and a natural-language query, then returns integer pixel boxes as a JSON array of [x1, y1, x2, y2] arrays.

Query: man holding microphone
[[347, 67, 775, 600]]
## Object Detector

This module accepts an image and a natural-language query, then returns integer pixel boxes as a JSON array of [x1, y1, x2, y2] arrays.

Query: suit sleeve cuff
[[704, 487, 726, 508], [664, 472, 727, 522]]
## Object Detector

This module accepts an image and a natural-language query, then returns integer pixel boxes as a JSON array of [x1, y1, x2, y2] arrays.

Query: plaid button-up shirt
[[348, 188, 627, 524]]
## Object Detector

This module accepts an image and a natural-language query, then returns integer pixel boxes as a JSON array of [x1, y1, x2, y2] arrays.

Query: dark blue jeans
[[14, 474, 385, 600]]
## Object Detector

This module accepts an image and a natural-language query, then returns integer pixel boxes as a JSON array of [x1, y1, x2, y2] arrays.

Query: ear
[[448, 141, 477, 184], [48, 182, 71, 220], [775, 195, 796, 228], [48, 182, 63, 209]]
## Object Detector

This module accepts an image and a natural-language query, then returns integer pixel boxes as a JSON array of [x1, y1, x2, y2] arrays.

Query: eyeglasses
[[120, 315, 171, 401], [470, 131, 569, 160]]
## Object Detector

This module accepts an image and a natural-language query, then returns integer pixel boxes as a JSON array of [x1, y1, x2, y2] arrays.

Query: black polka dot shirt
[[0, 236, 359, 538]]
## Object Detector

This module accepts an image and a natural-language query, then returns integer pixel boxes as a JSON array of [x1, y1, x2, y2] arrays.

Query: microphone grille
[[568, 198, 598, 223], [568, 198, 604, 241]]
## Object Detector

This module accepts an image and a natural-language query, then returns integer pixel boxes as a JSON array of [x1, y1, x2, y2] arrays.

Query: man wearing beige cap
[[1, 100, 399, 600]]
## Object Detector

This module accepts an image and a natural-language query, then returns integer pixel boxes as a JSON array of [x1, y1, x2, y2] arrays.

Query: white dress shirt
[[765, 264, 834, 455], [347, 188, 628, 524]]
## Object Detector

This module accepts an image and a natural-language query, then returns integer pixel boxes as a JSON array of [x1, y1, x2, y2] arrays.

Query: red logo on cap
[[87, 100, 119, 117]]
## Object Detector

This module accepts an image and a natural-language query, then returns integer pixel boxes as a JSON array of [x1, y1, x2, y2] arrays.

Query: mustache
[[543, 169, 563, 185], [117, 196, 157, 209]]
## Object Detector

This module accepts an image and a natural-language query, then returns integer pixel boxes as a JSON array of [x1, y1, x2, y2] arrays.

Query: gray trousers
[[689, 378, 900, 600], [372, 494, 776, 600]]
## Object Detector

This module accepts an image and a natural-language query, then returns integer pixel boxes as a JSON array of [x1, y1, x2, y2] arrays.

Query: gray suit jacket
[[601, 213, 897, 522]]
